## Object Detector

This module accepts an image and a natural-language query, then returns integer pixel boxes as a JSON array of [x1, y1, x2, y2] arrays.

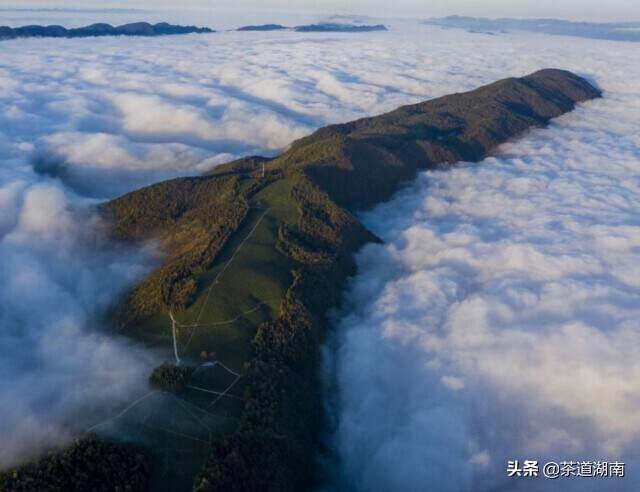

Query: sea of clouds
[[328, 27, 640, 492], [1, 17, 639, 490]]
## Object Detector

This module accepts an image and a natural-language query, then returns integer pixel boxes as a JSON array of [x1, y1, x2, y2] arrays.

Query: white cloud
[[111, 92, 220, 140], [0, 181, 157, 466], [36, 131, 225, 197]]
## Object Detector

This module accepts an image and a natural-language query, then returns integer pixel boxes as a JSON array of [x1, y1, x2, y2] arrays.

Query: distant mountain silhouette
[[237, 24, 287, 31], [0, 22, 213, 40], [236, 22, 388, 33], [0, 21, 386, 40], [426, 16, 640, 42], [295, 23, 387, 32]]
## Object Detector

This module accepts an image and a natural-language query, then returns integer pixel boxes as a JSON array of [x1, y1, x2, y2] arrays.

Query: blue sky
[[1, 0, 639, 22]]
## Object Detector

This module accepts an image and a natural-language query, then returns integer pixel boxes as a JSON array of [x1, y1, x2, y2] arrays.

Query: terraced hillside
[[0, 69, 600, 492]]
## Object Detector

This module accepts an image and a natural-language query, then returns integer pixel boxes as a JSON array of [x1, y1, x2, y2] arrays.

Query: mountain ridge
[[0, 69, 601, 492], [105, 68, 599, 491]]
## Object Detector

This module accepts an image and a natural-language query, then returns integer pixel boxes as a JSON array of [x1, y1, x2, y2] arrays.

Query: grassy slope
[[172, 179, 299, 368], [123, 177, 298, 367], [100, 175, 301, 491]]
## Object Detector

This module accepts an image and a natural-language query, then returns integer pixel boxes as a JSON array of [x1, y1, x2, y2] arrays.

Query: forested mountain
[[0, 69, 600, 492]]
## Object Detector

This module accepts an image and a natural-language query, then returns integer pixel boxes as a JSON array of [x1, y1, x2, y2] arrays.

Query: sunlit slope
[[280, 68, 601, 208], [105, 171, 301, 366], [105, 68, 599, 364]]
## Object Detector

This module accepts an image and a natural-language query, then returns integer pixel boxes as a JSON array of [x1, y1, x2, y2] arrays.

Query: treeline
[[104, 176, 251, 326], [0, 436, 149, 492], [149, 363, 194, 394]]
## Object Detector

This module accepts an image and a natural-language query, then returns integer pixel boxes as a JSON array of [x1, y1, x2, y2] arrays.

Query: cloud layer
[[1, 29, 417, 197], [0, 182, 159, 466], [4, 25, 541, 198], [330, 30, 640, 492]]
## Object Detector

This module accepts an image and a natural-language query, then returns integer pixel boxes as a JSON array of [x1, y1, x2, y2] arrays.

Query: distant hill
[[294, 23, 387, 32], [236, 22, 388, 33], [0, 21, 213, 40], [237, 24, 287, 31], [426, 16, 640, 42], [0, 21, 386, 40]]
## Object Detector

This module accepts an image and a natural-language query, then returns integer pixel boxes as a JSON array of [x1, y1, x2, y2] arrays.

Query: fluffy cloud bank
[[331, 31, 640, 492], [0, 181, 158, 466], [0, 29, 428, 198]]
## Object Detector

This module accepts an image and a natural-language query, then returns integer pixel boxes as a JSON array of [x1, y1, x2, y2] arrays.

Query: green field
[[129, 177, 299, 370]]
